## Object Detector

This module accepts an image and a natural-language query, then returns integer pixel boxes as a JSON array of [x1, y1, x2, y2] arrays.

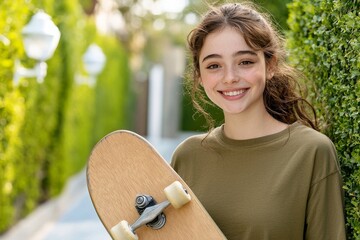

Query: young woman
[[171, 3, 346, 239]]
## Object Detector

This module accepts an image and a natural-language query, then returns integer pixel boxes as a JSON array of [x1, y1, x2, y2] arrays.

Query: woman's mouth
[[221, 89, 248, 97]]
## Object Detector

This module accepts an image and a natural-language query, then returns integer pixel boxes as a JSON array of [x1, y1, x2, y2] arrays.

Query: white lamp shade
[[82, 44, 106, 76], [22, 11, 60, 61]]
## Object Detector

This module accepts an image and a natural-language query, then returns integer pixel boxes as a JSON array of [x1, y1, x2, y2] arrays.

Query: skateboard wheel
[[111, 220, 138, 240], [164, 181, 191, 209]]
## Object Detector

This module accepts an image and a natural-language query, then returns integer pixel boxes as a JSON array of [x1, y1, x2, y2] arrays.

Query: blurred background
[[0, 0, 359, 239]]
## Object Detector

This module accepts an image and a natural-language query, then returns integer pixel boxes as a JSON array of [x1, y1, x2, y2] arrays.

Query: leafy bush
[[287, 0, 360, 238], [92, 36, 132, 143], [0, 0, 36, 231], [0, 0, 131, 232]]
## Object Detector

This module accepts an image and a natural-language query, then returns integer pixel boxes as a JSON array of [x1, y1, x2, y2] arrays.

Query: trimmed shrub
[[92, 36, 132, 143], [0, 0, 38, 231], [0, 0, 131, 233], [287, 0, 360, 238]]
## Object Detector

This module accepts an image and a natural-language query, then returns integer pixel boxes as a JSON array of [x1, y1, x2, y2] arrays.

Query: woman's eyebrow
[[202, 50, 257, 63], [201, 53, 221, 63], [233, 50, 257, 57]]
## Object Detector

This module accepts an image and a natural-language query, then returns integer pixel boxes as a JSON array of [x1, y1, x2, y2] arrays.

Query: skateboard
[[87, 130, 226, 240]]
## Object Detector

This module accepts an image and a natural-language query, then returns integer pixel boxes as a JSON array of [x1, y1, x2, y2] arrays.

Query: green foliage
[[93, 36, 132, 142], [0, 0, 131, 233], [181, 87, 224, 132], [44, 0, 88, 197], [287, 0, 360, 238], [0, 0, 34, 231], [253, 0, 292, 30]]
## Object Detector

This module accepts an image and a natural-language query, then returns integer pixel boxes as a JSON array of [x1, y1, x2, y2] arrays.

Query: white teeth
[[223, 89, 246, 96]]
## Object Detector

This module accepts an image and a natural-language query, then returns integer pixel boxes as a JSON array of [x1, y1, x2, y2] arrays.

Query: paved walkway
[[0, 133, 193, 240]]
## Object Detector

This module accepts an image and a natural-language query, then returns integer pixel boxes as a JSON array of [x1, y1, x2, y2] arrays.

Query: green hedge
[[287, 0, 360, 238], [0, 0, 37, 231], [92, 36, 132, 143], [0, 0, 131, 233]]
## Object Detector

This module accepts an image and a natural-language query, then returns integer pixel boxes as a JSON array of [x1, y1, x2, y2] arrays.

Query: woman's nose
[[222, 66, 239, 84]]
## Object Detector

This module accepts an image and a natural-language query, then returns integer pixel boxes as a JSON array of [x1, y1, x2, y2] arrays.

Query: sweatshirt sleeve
[[305, 139, 346, 239]]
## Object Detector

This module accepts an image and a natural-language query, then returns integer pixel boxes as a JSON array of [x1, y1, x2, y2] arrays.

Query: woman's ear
[[266, 57, 276, 80], [266, 70, 274, 80]]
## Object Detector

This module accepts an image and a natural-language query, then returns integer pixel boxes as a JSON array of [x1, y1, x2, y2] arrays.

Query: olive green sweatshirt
[[171, 122, 346, 240]]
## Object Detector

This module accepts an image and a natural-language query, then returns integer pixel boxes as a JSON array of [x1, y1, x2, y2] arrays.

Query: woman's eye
[[207, 64, 220, 69], [239, 61, 253, 65]]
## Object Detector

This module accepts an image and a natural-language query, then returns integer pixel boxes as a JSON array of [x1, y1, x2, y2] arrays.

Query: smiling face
[[199, 27, 273, 117]]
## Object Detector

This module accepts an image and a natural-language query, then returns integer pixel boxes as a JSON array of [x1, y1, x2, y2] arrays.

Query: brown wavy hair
[[186, 2, 318, 130]]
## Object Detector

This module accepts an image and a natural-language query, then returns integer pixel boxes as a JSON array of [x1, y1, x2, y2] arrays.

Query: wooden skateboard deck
[[87, 130, 226, 240]]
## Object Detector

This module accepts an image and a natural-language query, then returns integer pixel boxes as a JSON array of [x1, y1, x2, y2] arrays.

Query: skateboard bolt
[[135, 195, 150, 208]]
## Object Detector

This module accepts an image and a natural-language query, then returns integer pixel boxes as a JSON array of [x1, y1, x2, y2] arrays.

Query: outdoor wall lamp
[[0, 34, 10, 46], [13, 11, 61, 86], [75, 44, 106, 87]]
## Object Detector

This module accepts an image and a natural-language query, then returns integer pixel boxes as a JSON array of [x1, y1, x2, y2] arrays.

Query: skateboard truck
[[132, 197, 170, 231], [135, 195, 167, 229], [110, 181, 191, 240]]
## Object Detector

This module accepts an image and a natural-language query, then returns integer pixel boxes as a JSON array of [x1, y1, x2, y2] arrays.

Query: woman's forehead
[[199, 27, 259, 60]]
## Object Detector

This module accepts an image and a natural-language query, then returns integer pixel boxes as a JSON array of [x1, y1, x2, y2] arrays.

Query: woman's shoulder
[[170, 133, 205, 168], [292, 123, 335, 150], [174, 132, 208, 153], [291, 123, 339, 171], [172, 128, 221, 160]]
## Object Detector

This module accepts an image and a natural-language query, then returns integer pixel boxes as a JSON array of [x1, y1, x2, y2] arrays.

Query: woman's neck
[[223, 108, 288, 140]]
